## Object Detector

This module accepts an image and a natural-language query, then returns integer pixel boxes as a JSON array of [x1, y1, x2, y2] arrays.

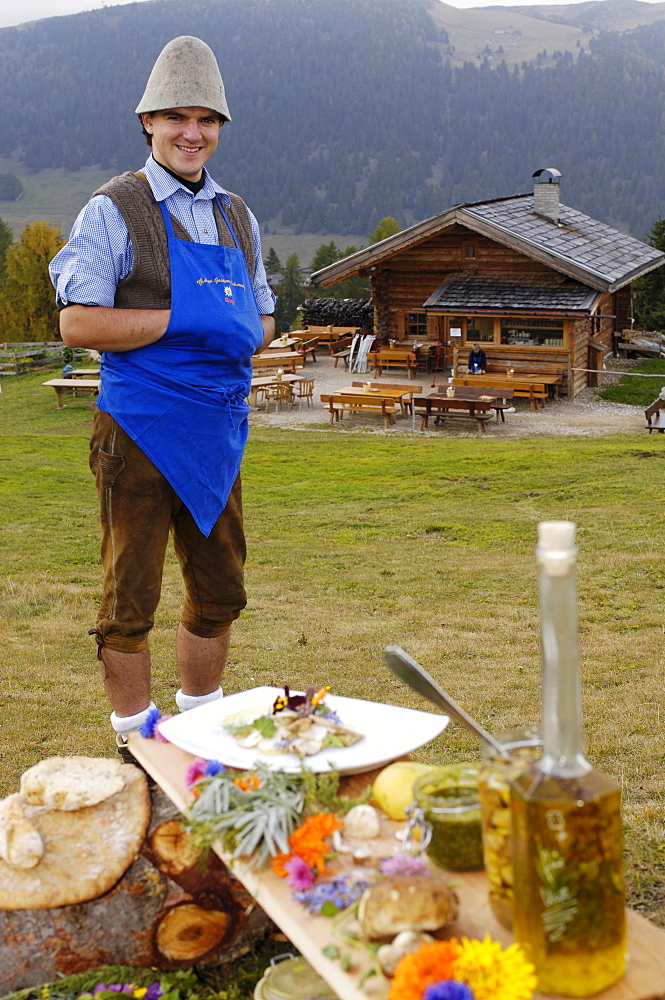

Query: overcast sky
[[1, 0, 664, 29]]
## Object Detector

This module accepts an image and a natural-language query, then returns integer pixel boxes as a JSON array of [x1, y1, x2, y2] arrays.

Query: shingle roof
[[422, 271, 600, 315], [310, 192, 665, 292], [461, 195, 663, 291]]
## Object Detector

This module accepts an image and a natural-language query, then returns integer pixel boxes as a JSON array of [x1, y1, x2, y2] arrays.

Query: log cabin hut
[[310, 169, 665, 396]]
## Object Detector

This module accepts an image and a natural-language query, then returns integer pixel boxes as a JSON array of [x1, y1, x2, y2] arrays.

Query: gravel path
[[249, 355, 655, 438]]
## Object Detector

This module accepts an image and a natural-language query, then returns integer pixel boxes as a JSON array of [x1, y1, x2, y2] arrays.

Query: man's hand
[[255, 314, 276, 355], [59, 305, 170, 352]]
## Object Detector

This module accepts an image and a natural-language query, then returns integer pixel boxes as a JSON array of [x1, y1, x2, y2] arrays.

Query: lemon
[[371, 761, 439, 820]]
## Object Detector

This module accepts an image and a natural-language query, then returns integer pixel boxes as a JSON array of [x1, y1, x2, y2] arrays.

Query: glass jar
[[479, 726, 543, 928], [413, 764, 483, 871], [254, 954, 338, 1000]]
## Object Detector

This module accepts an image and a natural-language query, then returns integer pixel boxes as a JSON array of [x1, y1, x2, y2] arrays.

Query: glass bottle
[[511, 522, 627, 996], [479, 726, 543, 928]]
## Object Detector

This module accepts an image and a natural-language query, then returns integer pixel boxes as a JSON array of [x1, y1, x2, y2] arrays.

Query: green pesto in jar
[[413, 764, 484, 871]]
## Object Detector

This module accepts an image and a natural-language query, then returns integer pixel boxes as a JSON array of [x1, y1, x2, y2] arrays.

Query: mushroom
[[377, 930, 435, 976], [357, 876, 459, 941], [343, 804, 381, 839]]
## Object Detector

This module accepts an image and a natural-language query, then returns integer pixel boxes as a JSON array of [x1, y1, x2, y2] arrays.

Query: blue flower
[[203, 760, 226, 777], [424, 981, 475, 1000], [139, 707, 162, 738]]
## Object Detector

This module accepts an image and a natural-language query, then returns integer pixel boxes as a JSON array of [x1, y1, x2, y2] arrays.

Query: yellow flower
[[133, 989, 147, 998], [454, 935, 537, 1000]]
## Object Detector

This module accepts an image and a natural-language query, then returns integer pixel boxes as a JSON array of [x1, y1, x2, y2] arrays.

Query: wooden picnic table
[[71, 368, 101, 377], [343, 382, 422, 416], [42, 377, 100, 408], [368, 348, 418, 379], [413, 393, 495, 433], [248, 373, 304, 407], [128, 733, 665, 1000], [252, 351, 303, 373], [433, 386, 513, 422], [453, 373, 561, 410]]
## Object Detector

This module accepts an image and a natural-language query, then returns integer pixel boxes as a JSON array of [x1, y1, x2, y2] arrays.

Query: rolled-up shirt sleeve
[[247, 206, 276, 315], [49, 196, 134, 308]]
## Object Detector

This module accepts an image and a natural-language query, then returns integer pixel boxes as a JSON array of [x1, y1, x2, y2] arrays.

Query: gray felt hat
[[135, 36, 231, 122]]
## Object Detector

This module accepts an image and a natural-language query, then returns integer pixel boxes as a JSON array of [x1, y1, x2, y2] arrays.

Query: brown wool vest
[[94, 171, 256, 310]]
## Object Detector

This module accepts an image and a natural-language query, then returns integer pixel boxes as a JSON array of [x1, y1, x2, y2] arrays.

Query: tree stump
[[0, 788, 272, 992]]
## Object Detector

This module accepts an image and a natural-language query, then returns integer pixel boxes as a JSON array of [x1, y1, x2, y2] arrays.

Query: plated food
[[224, 685, 364, 758]]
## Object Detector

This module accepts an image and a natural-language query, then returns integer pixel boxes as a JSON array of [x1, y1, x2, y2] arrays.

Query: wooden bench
[[368, 350, 418, 379], [42, 378, 100, 409], [320, 392, 399, 429], [645, 397, 665, 433], [452, 376, 549, 410], [413, 395, 493, 433], [331, 336, 354, 369], [294, 337, 319, 364], [251, 352, 302, 373], [305, 325, 360, 352]]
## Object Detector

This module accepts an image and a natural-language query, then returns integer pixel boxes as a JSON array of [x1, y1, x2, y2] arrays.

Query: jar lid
[[256, 956, 338, 1000]]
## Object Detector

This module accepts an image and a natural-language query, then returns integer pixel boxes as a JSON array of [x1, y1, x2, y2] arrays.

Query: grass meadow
[[1, 368, 664, 992]]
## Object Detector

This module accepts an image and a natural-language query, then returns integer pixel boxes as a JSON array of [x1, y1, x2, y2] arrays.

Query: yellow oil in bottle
[[511, 768, 626, 995], [510, 522, 627, 996]]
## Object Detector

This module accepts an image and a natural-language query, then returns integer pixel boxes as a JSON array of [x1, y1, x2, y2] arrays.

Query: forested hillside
[[0, 0, 664, 237]]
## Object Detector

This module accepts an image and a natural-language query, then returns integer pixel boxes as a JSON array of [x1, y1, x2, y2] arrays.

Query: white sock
[[110, 701, 157, 739], [175, 686, 223, 712]]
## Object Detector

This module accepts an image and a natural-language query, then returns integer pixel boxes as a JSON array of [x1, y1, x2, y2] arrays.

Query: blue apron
[[98, 197, 265, 536]]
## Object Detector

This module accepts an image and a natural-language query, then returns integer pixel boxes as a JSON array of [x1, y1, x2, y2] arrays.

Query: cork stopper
[[537, 521, 577, 573]]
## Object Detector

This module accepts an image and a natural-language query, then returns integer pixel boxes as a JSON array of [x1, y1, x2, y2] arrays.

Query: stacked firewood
[[301, 298, 373, 329]]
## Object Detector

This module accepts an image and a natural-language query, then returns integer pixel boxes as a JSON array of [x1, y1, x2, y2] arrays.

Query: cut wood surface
[[0, 784, 271, 993], [129, 735, 665, 1000]]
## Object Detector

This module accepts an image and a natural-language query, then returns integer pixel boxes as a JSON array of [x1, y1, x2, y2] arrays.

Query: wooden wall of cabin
[[368, 225, 577, 340], [570, 318, 591, 396]]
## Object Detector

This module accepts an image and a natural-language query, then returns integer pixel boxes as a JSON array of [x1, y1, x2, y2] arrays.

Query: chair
[[645, 396, 665, 433], [263, 382, 294, 412], [294, 378, 314, 409]]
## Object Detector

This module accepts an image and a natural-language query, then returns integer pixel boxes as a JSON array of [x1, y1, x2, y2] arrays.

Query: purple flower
[[293, 874, 372, 914], [143, 985, 164, 1000], [424, 982, 475, 1000], [380, 853, 430, 878], [284, 855, 315, 891], [184, 758, 207, 787]]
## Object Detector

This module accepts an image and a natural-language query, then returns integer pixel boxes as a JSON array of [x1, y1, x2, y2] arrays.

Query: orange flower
[[388, 940, 462, 1000], [271, 813, 343, 878], [288, 812, 343, 872], [233, 773, 261, 791]]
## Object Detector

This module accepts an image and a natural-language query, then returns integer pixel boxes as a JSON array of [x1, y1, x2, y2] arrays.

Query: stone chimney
[[532, 167, 561, 222]]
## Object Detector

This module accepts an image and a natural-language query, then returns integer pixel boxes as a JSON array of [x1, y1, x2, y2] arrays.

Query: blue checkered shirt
[[49, 155, 275, 315]]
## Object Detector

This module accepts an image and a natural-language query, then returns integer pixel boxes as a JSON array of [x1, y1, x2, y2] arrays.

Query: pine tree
[[263, 246, 282, 276], [0, 216, 12, 280], [633, 218, 665, 332]]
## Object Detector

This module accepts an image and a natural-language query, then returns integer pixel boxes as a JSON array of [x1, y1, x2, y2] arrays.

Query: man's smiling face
[[141, 106, 223, 181]]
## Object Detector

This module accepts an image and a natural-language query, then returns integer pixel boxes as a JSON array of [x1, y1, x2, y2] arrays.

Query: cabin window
[[407, 312, 428, 339], [465, 317, 494, 343], [500, 319, 564, 346], [463, 242, 476, 260]]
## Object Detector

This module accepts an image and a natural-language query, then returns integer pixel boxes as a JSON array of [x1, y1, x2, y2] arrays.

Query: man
[[466, 344, 487, 374], [50, 36, 275, 761]]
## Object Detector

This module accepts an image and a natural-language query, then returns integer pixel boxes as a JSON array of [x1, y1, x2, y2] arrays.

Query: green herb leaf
[[340, 953, 351, 972], [321, 900, 340, 916], [253, 715, 277, 738], [322, 945, 340, 959]]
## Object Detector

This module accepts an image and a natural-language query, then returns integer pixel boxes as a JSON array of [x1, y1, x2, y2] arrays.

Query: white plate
[[157, 686, 449, 774]]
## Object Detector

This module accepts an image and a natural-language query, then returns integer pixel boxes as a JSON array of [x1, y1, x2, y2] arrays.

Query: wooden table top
[[429, 389, 503, 403], [268, 338, 299, 349], [250, 373, 303, 387], [339, 385, 415, 400], [456, 373, 562, 387], [128, 734, 665, 1000]]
